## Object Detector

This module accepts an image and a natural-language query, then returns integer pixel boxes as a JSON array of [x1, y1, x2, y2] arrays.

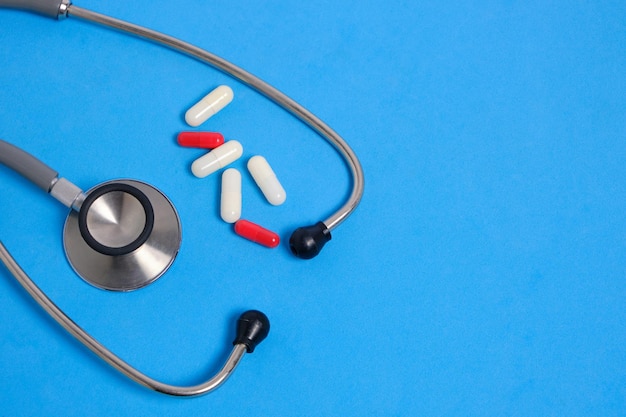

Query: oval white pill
[[185, 85, 234, 127], [247, 155, 286, 206], [221, 168, 242, 223], [191, 140, 243, 178]]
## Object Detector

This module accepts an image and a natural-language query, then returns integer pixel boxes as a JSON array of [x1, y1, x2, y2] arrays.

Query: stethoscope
[[0, 0, 363, 396]]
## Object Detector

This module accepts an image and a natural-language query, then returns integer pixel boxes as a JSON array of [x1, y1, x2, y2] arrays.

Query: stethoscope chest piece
[[63, 179, 182, 291]]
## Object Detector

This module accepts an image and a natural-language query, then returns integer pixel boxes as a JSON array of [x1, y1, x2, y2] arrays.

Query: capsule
[[191, 140, 243, 178], [221, 168, 242, 223], [247, 155, 286, 206], [234, 219, 280, 248], [185, 85, 234, 127], [177, 132, 225, 149]]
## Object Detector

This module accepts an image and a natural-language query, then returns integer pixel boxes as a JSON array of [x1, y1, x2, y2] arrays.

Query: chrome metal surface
[[49, 177, 85, 208], [57, 0, 70, 18], [86, 190, 147, 248], [63, 179, 181, 291], [0, 241, 248, 396], [66, 5, 364, 231]]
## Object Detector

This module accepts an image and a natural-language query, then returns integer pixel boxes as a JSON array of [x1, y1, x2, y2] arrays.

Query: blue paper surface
[[1, 1, 625, 415]]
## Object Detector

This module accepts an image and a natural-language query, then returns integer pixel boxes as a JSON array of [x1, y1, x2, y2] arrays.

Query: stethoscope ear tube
[[0, 241, 270, 397], [0, 0, 69, 18], [234, 310, 270, 353], [289, 222, 332, 259], [65, 4, 365, 259], [0, 3, 365, 258], [0, 0, 368, 397]]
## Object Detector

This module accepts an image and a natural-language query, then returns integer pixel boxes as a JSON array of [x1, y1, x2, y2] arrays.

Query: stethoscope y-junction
[[0, 0, 364, 396]]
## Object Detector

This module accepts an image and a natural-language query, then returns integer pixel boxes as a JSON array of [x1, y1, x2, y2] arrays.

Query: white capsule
[[185, 85, 234, 127], [221, 168, 242, 223], [191, 140, 243, 178], [247, 155, 286, 206]]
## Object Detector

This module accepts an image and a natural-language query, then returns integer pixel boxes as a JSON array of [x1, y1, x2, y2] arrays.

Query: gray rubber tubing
[[0, 0, 65, 18], [0, 139, 58, 191]]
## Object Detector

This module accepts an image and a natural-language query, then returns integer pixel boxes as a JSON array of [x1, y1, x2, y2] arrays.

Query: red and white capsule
[[177, 132, 224, 149], [234, 219, 280, 248]]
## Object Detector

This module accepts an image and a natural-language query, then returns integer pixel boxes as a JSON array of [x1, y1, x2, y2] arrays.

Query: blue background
[[1, 1, 625, 415]]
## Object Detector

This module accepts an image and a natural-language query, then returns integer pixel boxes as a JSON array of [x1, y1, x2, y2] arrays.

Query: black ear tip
[[233, 310, 270, 353], [289, 222, 331, 259]]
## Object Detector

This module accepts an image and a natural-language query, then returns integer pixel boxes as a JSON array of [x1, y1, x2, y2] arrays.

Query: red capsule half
[[177, 132, 225, 149], [234, 219, 280, 248]]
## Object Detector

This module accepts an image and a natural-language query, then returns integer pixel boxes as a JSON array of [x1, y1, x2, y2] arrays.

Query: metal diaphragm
[[63, 179, 181, 291]]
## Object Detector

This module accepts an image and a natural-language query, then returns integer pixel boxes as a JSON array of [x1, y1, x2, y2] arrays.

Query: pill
[[234, 219, 280, 248], [221, 168, 242, 223], [247, 155, 286, 206], [191, 140, 243, 178], [185, 85, 234, 127], [177, 132, 225, 149]]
